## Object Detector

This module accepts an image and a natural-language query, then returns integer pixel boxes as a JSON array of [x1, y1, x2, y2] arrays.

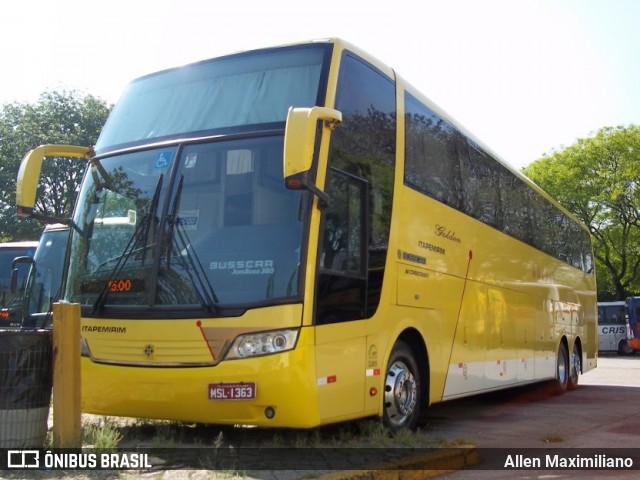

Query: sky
[[1, 0, 638, 170]]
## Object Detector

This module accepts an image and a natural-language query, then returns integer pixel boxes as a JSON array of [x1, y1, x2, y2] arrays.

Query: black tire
[[568, 342, 580, 390], [553, 342, 569, 395], [618, 339, 635, 356], [382, 341, 421, 432]]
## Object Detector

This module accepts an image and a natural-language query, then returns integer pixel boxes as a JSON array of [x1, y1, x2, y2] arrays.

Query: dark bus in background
[[5, 225, 70, 329], [625, 296, 640, 353], [0, 240, 38, 328]]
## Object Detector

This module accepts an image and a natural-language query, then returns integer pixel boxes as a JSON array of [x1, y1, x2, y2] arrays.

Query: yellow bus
[[16, 38, 596, 430]]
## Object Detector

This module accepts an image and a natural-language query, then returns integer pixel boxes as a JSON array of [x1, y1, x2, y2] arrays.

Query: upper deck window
[[96, 45, 331, 153]]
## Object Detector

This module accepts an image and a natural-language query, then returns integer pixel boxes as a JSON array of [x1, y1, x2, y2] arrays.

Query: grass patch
[[83, 417, 123, 448], [71, 414, 458, 451], [252, 417, 452, 449]]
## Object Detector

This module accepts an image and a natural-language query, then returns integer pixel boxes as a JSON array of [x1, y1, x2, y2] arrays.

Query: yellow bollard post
[[52, 302, 82, 448]]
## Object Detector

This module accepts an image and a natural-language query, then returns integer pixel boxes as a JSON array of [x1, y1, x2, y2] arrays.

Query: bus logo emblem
[[143, 344, 155, 358]]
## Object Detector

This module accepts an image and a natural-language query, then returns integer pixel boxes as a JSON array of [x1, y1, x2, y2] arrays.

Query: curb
[[317, 445, 478, 480]]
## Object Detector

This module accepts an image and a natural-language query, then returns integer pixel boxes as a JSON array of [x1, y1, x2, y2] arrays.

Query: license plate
[[208, 382, 256, 400]]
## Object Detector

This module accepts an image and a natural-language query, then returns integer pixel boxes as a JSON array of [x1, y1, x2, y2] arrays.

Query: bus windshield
[[67, 135, 306, 315], [95, 45, 329, 153], [23, 225, 69, 328], [67, 44, 332, 316], [0, 242, 37, 310]]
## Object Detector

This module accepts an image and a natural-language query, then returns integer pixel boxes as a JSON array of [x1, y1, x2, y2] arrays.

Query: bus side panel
[[394, 188, 594, 401], [314, 320, 366, 422], [597, 302, 627, 353]]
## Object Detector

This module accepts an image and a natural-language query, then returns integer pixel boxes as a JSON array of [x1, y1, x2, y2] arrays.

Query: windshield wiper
[[89, 157, 113, 191], [164, 176, 219, 314], [91, 174, 164, 314]]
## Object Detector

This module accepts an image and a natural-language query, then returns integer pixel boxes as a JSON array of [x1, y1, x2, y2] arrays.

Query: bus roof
[[0, 240, 39, 249]]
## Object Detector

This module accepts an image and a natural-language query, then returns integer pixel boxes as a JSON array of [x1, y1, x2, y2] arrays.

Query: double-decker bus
[[16, 39, 596, 430]]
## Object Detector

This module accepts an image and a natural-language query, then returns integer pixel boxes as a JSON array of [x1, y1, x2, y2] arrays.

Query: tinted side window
[[402, 93, 593, 274], [599, 305, 625, 325], [501, 167, 532, 244], [404, 93, 462, 210], [461, 140, 503, 229]]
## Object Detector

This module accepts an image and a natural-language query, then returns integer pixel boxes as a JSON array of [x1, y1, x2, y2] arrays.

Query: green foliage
[[83, 417, 123, 448], [524, 125, 640, 300], [0, 90, 111, 240]]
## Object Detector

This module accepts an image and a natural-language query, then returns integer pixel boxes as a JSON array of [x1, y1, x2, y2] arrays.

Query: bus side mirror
[[16, 144, 93, 219], [283, 107, 342, 206], [10, 256, 34, 294]]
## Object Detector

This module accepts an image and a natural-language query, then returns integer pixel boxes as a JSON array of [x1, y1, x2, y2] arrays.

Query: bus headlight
[[226, 329, 299, 359]]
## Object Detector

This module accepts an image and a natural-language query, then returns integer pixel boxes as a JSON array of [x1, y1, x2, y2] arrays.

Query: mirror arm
[[26, 212, 84, 236], [306, 182, 331, 210], [286, 172, 330, 209]]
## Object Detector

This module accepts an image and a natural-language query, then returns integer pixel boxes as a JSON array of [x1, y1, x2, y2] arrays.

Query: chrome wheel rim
[[384, 360, 417, 428], [570, 346, 580, 384], [558, 347, 568, 385]]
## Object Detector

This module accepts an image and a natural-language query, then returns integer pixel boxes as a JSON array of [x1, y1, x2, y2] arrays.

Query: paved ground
[[245, 353, 640, 480], [422, 353, 640, 447], [426, 353, 640, 479]]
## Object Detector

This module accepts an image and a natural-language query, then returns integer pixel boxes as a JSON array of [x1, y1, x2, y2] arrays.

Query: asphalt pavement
[[310, 353, 640, 480], [418, 353, 640, 479]]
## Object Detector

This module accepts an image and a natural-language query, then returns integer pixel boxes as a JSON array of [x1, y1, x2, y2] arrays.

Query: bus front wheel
[[383, 341, 420, 431]]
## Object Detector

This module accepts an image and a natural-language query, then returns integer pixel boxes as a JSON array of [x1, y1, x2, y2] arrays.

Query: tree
[[523, 125, 640, 300], [0, 90, 111, 240]]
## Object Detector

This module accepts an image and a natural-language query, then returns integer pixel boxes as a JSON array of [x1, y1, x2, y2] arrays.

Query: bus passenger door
[[314, 168, 369, 421]]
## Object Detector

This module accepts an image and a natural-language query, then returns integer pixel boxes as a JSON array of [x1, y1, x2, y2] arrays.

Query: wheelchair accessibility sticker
[[154, 150, 174, 169]]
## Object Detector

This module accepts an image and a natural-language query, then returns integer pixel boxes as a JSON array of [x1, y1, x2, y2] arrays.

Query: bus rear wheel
[[383, 341, 420, 432], [568, 342, 580, 390], [552, 342, 569, 395]]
